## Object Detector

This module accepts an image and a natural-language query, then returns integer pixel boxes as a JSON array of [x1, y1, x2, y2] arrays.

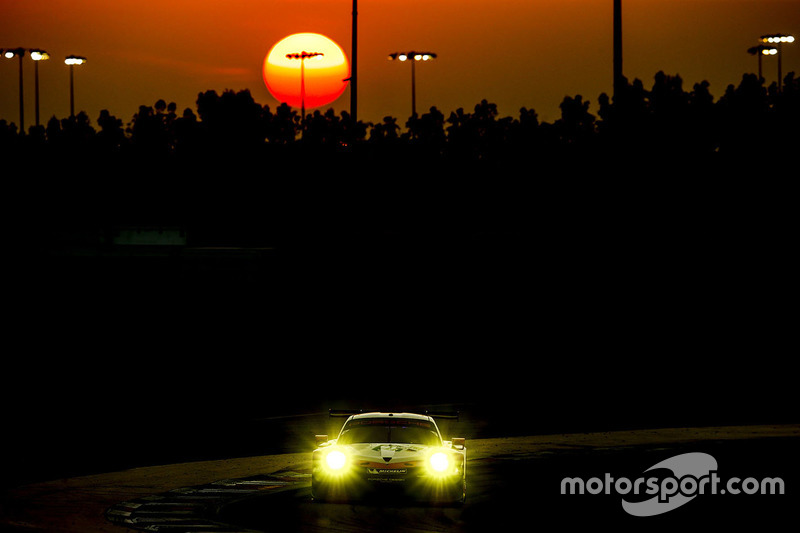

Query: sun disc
[[263, 33, 350, 110]]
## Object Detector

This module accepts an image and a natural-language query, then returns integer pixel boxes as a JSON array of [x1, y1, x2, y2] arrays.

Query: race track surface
[[3, 425, 798, 532]]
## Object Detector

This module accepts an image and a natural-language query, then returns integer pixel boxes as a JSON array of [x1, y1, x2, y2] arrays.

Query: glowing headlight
[[326, 450, 347, 470], [429, 452, 449, 473]]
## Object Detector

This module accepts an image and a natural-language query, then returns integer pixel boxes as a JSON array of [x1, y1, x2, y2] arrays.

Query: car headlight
[[429, 452, 449, 473], [326, 450, 347, 471]]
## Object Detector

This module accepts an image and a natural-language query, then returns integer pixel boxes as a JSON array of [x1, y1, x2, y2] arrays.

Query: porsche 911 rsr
[[312, 411, 466, 503]]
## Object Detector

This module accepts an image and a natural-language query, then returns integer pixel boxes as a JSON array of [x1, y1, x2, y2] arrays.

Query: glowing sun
[[263, 33, 350, 110]]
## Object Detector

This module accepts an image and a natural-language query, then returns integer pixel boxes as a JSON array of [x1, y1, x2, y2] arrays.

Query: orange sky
[[1, 0, 798, 129]]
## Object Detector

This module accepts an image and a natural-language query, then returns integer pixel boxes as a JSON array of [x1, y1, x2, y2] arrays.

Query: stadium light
[[65, 55, 87, 117], [4, 48, 26, 132], [747, 45, 778, 82], [285, 51, 324, 126], [759, 34, 795, 92], [30, 49, 50, 127], [30, 49, 49, 61], [388, 51, 437, 117], [761, 34, 795, 44]]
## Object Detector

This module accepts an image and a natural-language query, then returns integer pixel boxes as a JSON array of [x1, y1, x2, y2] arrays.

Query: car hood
[[340, 442, 435, 465]]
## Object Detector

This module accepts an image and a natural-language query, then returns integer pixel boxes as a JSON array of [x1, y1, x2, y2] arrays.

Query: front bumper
[[312, 464, 465, 502]]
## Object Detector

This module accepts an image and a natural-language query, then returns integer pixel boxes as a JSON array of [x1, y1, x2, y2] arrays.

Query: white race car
[[312, 411, 466, 503]]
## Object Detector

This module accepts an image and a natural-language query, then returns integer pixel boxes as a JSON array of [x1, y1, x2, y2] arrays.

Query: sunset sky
[[1, 0, 798, 129]]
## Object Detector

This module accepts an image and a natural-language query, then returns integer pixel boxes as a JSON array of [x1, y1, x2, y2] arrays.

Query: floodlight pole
[[17, 52, 24, 132], [301, 57, 307, 120], [4, 49, 26, 132], [69, 64, 76, 117], [748, 45, 777, 82], [613, 0, 623, 100], [34, 60, 41, 126], [31, 50, 50, 127], [388, 52, 437, 118], [760, 34, 796, 93], [351, 0, 358, 124], [411, 58, 416, 117], [286, 51, 324, 129], [758, 49, 764, 80], [65, 55, 87, 118]]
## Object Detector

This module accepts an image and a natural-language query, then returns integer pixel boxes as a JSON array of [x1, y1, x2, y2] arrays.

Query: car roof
[[349, 412, 432, 421]]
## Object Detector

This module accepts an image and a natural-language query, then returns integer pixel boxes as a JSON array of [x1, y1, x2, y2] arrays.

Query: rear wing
[[329, 409, 362, 417], [328, 409, 459, 420], [425, 410, 459, 420]]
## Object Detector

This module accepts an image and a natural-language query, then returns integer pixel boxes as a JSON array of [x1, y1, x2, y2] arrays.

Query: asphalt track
[[3, 424, 798, 532], [219, 433, 800, 532]]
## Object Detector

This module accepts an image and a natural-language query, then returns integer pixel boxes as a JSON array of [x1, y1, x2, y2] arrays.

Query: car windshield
[[338, 420, 441, 446]]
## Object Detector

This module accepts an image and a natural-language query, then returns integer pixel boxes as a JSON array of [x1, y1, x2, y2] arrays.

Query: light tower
[[388, 51, 437, 118], [65, 55, 87, 117], [759, 34, 795, 92], [4, 48, 26, 132], [613, 0, 623, 100], [31, 49, 50, 127], [285, 51, 324, 125]]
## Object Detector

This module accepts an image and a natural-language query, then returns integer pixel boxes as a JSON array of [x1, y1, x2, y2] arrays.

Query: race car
[[312, 411, 466, 503]]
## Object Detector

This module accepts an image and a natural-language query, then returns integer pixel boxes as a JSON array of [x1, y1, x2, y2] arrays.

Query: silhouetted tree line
[[5, 70, 797, 247], [3, 70, 797, 172]]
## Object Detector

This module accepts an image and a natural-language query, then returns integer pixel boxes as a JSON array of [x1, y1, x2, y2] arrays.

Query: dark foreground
[[7, 174, 795, 492]]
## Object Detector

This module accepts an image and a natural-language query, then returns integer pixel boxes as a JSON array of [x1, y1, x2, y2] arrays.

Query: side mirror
[[315, 435, 329, 447], [452, 437, 465, 450]]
